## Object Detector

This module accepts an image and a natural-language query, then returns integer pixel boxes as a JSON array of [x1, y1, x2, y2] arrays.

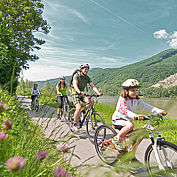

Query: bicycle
[[67, 94, 105, 144], [94, 114, 177, 176], [32, 96, 39, 112]]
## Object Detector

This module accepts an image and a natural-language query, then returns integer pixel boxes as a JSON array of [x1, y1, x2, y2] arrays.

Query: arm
[[89, 82, 102, 96], [138, 99, 165, 114]]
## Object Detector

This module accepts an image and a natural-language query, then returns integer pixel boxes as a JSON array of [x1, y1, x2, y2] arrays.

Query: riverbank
[[96, 96, 177, 119]]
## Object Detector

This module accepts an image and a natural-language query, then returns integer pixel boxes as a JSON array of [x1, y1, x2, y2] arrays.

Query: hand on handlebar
[[161, 110, 167, 116], [135, 115, 145, 121], [80, 91, 85, 96]]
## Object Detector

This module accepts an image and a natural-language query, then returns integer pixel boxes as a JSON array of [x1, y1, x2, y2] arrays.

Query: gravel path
[[19, 95, 150, 177]]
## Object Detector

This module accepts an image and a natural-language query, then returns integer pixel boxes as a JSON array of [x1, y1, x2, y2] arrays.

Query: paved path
[[19, 96, 151, 177]]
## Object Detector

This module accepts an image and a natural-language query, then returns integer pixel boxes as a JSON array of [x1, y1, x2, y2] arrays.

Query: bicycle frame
[[102, 126, 145, 154], [68, 94, 97, 128]]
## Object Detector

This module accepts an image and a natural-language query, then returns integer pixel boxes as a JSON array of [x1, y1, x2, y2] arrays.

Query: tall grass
[[0, 89, 78, 176]]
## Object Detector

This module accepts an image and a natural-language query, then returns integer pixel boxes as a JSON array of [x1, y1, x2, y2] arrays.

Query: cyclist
[[112, 79, 167, 149], [71, 64, 102, 132], [56, 76, 71, 119], [31, 84, 40, 107]]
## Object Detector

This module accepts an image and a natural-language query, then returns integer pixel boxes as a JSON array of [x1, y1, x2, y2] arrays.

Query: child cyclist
[[112, 79, 167, 149]]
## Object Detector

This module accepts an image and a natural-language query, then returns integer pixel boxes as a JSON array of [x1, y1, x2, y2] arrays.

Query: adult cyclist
[[31, 84, 40, 107], [56, 76, 71, 119], [71, 64, 102, 132]]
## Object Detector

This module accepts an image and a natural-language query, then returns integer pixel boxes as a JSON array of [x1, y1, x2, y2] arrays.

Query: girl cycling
[[112, 79, 167, 149], [56, 76, 71, 119]]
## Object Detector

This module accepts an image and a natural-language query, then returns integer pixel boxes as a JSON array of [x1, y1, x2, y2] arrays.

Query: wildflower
[[0, 132, 8, 140], [53, 166, 65, 177], [60, 146, 69, 152], [65, 173, 72, 177], [35, 151, 48, 160], [6, 156, 25, 173], [0, 103, 8, 114], [1, 120, 13, 130]]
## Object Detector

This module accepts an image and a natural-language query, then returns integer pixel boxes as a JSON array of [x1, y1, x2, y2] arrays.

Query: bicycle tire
[[145, 140, 177, 177], [35, 103, 39, 112], [63, 102, 69, 123], [94, 124, 120, 165], [86, 112, 105, 144], [67, 108, 77, 132]]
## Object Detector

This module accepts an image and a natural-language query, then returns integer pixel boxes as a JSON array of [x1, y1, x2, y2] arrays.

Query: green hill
[[36, 49, 177, 97], [89, 49, 177, 96]]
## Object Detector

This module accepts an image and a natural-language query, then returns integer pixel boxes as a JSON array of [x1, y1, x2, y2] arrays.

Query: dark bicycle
[[67, 94, 105, 144], [32, 96, 39, 112]]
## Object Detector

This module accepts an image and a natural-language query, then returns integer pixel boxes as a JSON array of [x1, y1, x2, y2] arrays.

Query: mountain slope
[[89, 49, 177, 95], [37, 49, 177, 96]]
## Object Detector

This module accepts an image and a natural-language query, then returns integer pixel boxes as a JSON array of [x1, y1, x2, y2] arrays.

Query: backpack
[[69, 69, 81, 88], [69, 69, 89, 91]]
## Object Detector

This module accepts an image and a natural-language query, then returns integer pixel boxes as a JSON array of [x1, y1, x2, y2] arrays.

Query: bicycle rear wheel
[[62, 103, 69, 123], [145, 141, 177, 177], [94, 124, 120, 165], [35, 103, 39, 112], [67, 107, 78, 132], [86, 112, 105, 144]]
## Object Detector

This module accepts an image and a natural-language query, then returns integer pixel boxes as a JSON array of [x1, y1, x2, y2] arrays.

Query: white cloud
[[22, 62, 72, 81], [168, 38, 177, 48], [153, 29, 168, 39], [154, 30, 177, 48]]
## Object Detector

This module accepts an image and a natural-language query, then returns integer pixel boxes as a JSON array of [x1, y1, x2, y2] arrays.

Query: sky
[[22, 0, 177, 81]]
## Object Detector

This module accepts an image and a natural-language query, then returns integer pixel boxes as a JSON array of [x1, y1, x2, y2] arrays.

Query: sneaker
[[112, 137, 124, 150], [72, 125, 79, 132]]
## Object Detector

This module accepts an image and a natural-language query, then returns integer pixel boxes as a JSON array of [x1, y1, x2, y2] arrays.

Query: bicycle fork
[[152, 135, 173, 170]]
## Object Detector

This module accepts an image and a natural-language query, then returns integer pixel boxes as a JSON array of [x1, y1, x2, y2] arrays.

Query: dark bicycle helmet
[[122, 79, 140, 90], [80, 64, 90, 69]]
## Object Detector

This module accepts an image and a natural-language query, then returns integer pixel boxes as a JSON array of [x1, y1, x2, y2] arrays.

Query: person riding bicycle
[[112, 79, 167, 150], [56, 76, 71, 119], [31, 84, 40, 107], [71, 64, 102, 132]]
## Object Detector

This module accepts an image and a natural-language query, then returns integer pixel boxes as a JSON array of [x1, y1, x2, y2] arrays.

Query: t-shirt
[[72, 72, 92, 94], [31, 88, 40, 96], [56, 83, 68, 95]]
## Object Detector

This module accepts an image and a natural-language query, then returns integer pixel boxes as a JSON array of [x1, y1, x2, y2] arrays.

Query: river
[[96, 96, 177, 119]]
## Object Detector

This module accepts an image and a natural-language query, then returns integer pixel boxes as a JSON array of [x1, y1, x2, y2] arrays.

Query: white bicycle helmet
[[122, 79, 140, 90], [80, 64, 90, 69], [60, 76, 65, 80]]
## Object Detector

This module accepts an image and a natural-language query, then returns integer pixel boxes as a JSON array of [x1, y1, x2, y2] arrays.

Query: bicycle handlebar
[[134, 114, 166, 121], [85, 94, 101, 98]]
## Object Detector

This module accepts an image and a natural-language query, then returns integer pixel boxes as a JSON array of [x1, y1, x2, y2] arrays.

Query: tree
[[0, 0, 51, 92]]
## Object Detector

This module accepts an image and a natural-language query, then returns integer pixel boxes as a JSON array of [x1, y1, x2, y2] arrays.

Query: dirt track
[[19, 96, 151, 177]]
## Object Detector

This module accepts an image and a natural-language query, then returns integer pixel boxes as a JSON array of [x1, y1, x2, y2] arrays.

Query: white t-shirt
[[112, 96, 163, 122], [31, 88, 40, 96]]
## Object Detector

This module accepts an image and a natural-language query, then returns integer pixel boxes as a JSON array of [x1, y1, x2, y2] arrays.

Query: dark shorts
[[71, 94, 85, 105], [57, 95, 68, 108], [31, 95, 37, 102]]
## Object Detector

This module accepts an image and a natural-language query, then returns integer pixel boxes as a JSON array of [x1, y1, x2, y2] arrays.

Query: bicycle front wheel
[[94, 124, 120, 165], [145, 141, 177, 177], [86, 112, 105, 144]]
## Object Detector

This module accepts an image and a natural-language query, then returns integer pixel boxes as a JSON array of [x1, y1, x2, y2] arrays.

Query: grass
[[0, 89, 78, 176]]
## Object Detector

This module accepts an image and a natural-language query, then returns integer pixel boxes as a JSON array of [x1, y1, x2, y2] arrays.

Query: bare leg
[[117, 121, 134, 138], [74, 103, 81, 124], [57, 107, 61, 115]]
